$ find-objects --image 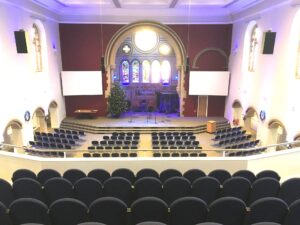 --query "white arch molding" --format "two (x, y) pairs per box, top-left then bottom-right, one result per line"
(2, 120), (23, 152)
(105, 21), (187, 116)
